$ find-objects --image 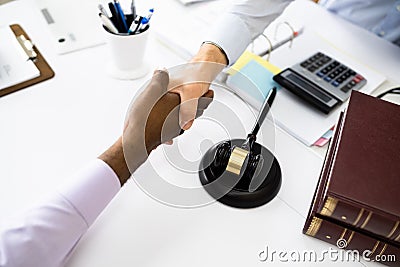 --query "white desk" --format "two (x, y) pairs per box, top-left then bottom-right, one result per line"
(0, 1), (398, 266)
